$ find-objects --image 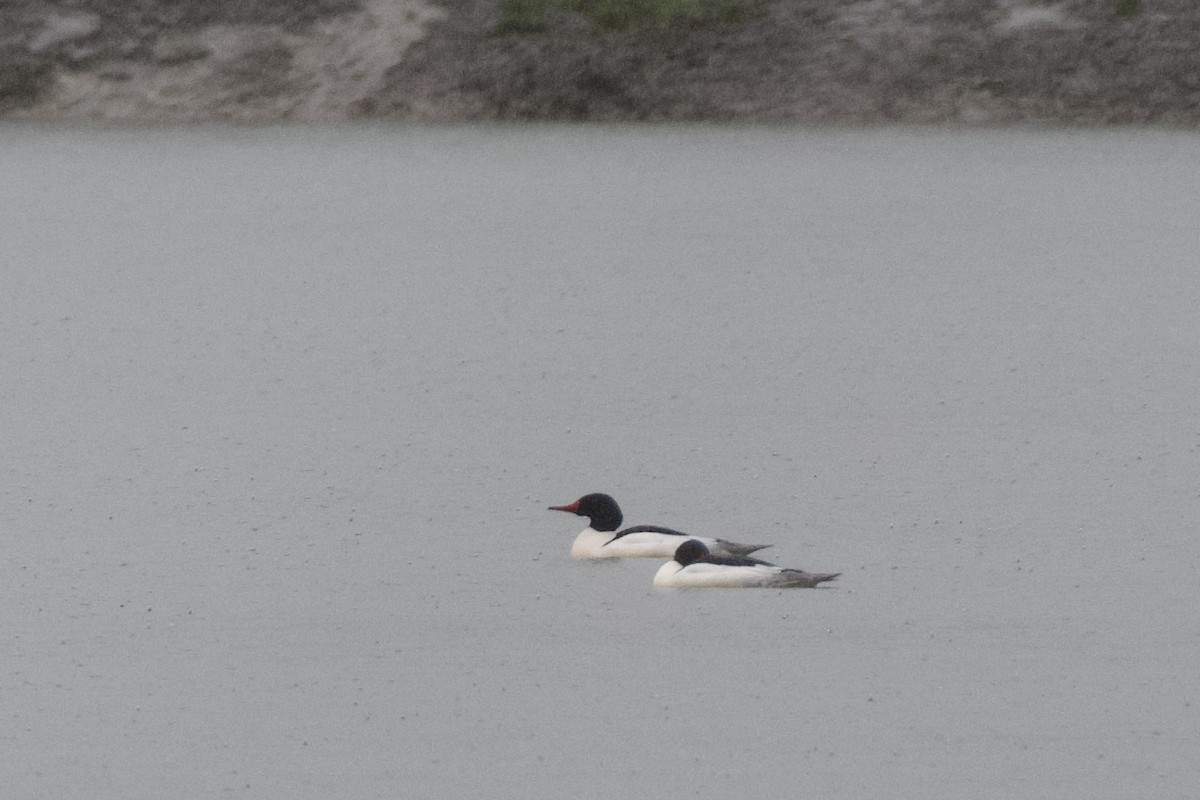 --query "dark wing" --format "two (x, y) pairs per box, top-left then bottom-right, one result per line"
(609, 524), (693, 541)
(702, 553), (777, 567)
